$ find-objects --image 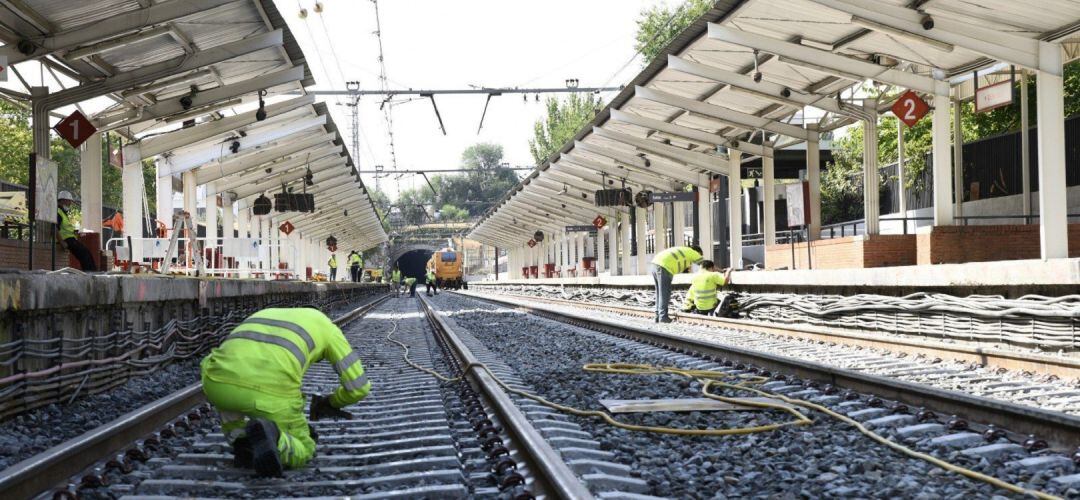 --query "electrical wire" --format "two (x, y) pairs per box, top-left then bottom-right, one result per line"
(386, 308), (1064, 499)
